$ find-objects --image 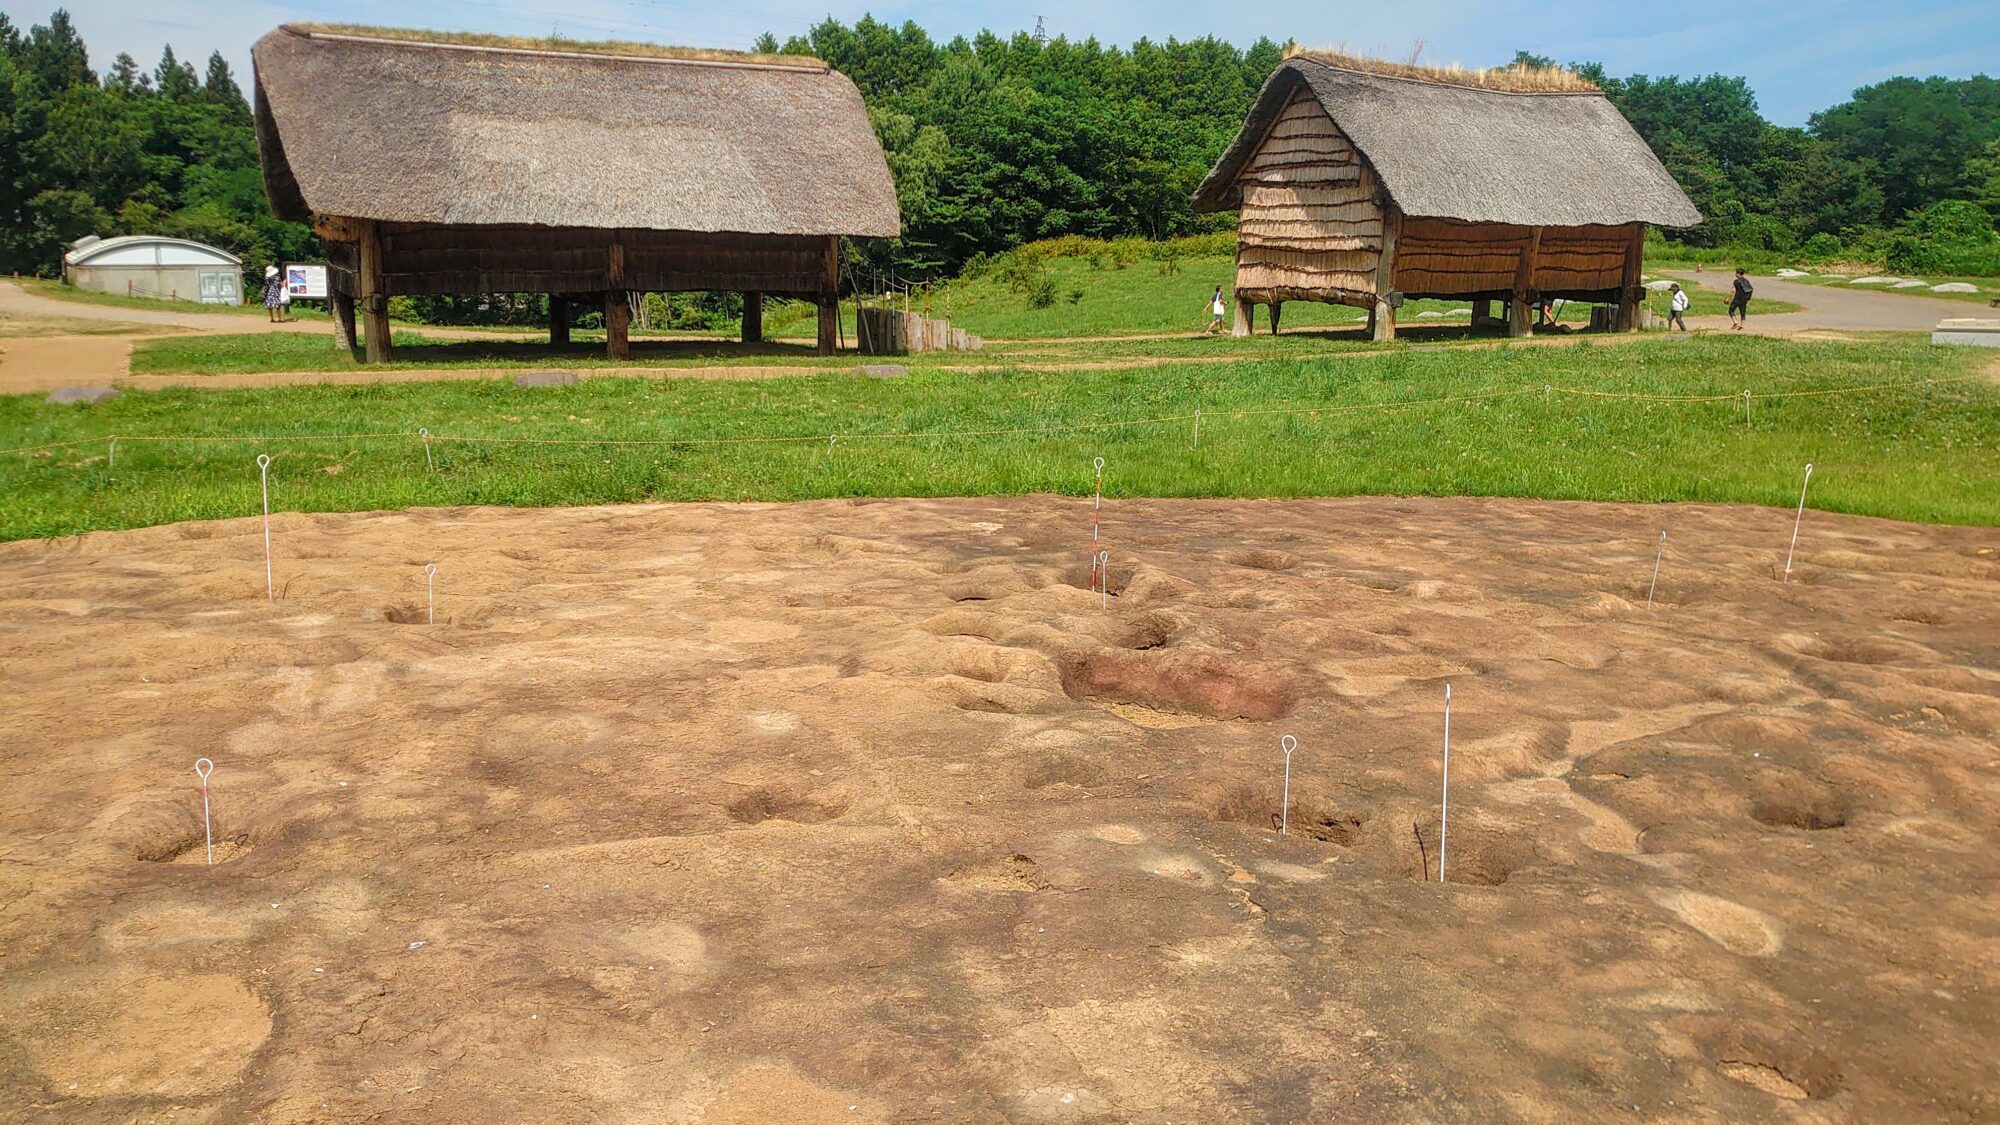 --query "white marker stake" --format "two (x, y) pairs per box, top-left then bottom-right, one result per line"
(256, 454), (274, 601)
(1646, 530), (1667, 608)
(1439, 684), (1452, 884)
(108, 436), (116, 470)
(424, 563), (437, 625)
(194, 758), (214, 866)
(1783, 462), (1815, 585)
(1096, 550), (1109, 611)
(1279, 734), (1297, 834)
(1091, 456), (1104, 545)
(1743, 390), (1752, 427)
(420, 427), (434, 473)
(1192, 410), (1201, 451)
